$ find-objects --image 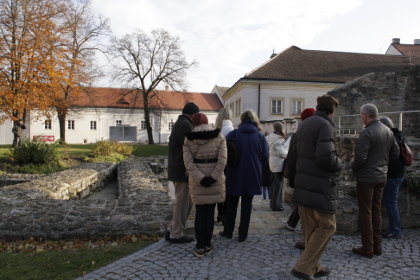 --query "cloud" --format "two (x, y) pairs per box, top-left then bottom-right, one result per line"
(91, 0), (362, 92)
